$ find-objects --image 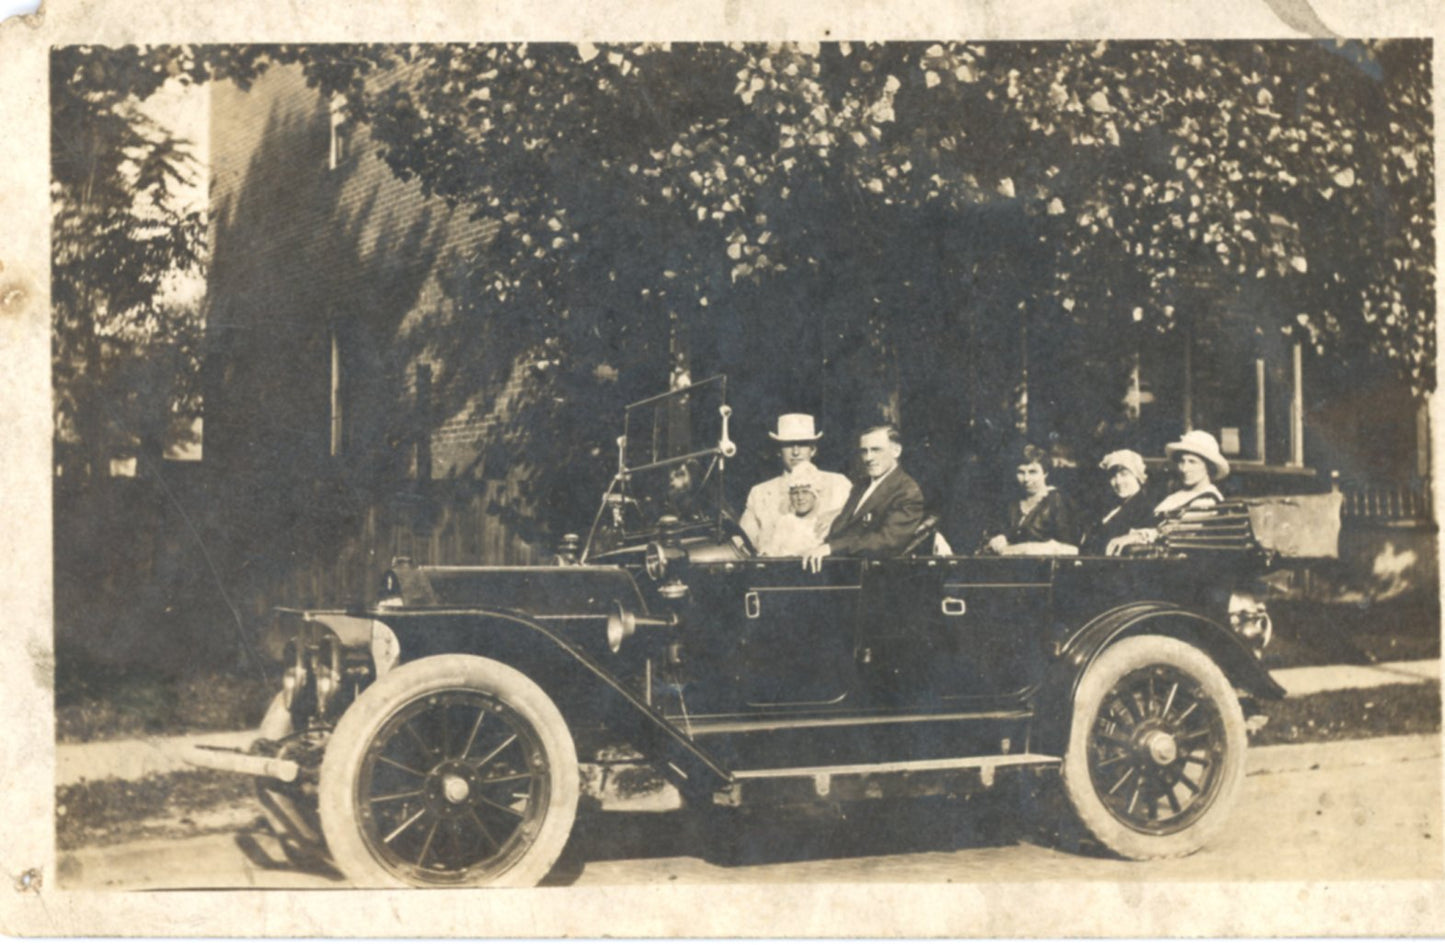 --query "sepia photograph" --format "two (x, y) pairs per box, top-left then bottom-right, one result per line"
(4, 0), (1443, 936)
